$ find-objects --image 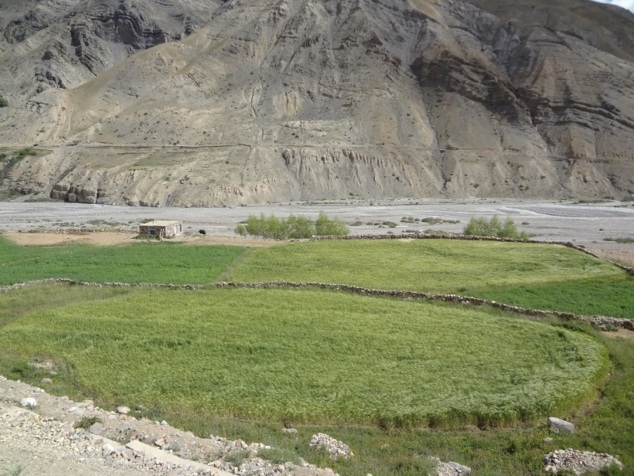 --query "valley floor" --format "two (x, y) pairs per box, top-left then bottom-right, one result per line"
(0, 199), (633, 255)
